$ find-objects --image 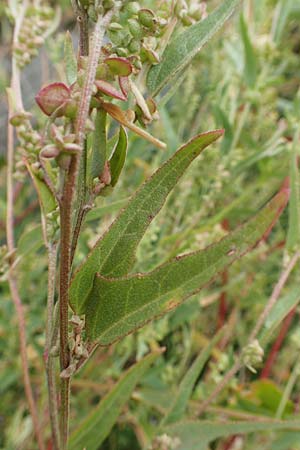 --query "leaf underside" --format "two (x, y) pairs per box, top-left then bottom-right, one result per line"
(86, 188), (288, 344)
(70, 129), (224, 314)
